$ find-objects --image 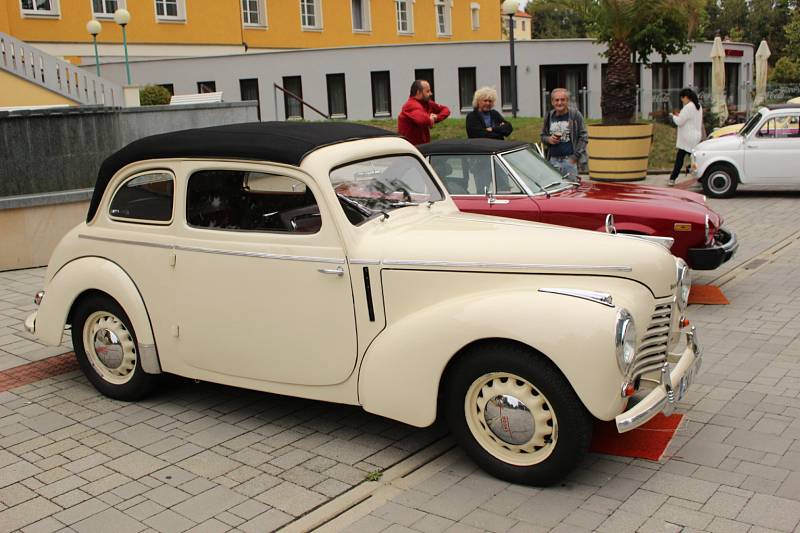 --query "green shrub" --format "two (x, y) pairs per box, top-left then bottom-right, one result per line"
(139, 85), (172, 106)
